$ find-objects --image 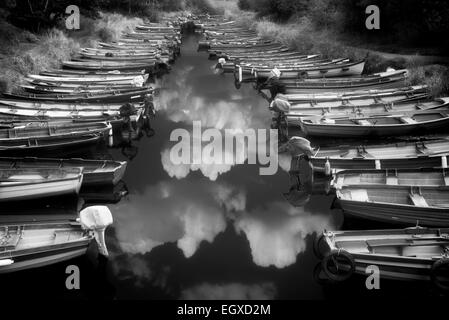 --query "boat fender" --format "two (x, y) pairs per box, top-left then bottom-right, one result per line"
(442, 156), (447, 169)
(313, 233), (329, 260)
(430, 258), (449, 291)
(321, 249), (355, 282)
(80, 206), (113, 257)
